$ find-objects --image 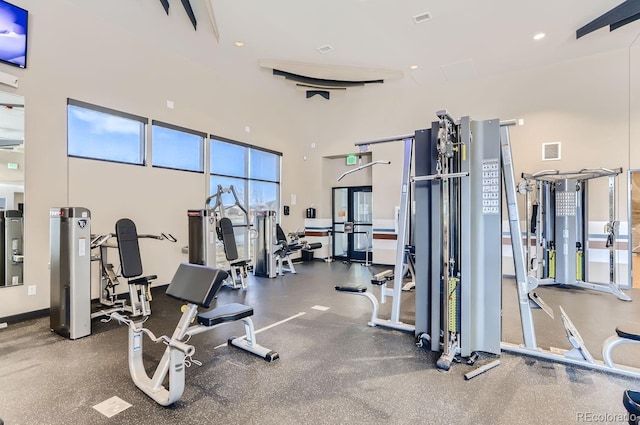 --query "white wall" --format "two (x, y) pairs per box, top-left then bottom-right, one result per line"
(284, 48), (634, 277)
(1, 0), (300, 317)
(630, 43), (640, 166)
(0, 0), (637, 317)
